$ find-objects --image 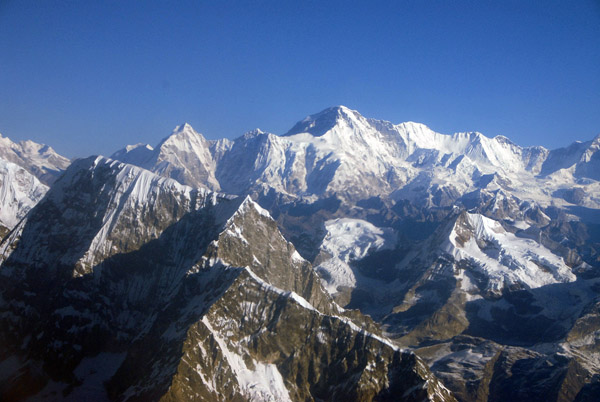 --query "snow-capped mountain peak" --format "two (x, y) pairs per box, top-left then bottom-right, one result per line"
(0, 132), (70, 185)
(0, 133), (70, 235)
(242, 128), (266, 139)
(284, 105), (364, 137)
(111, 106), (600, 210)
(159, 122), (206, 146)
(111, 122), (223, 190)
(172, 122), (195, 133)
(538, 134), (600, 180)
